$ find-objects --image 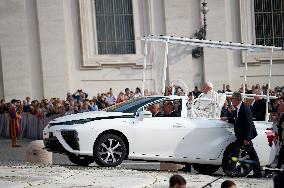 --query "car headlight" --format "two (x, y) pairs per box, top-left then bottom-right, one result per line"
(49, 118), (95, 127)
